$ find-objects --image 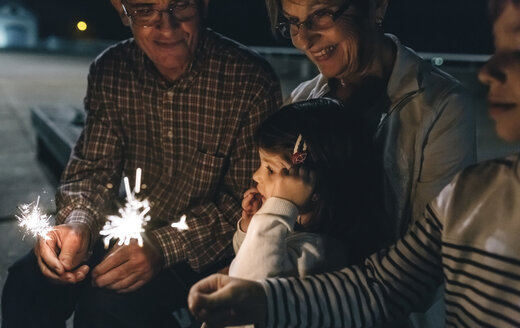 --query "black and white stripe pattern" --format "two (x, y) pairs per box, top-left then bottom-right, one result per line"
(262, 208), (444, 327)
(261, 156), (520, 327)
